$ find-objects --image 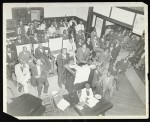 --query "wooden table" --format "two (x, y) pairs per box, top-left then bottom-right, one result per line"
(7, 94), (45, 116)
(74, 97), (113, 116)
